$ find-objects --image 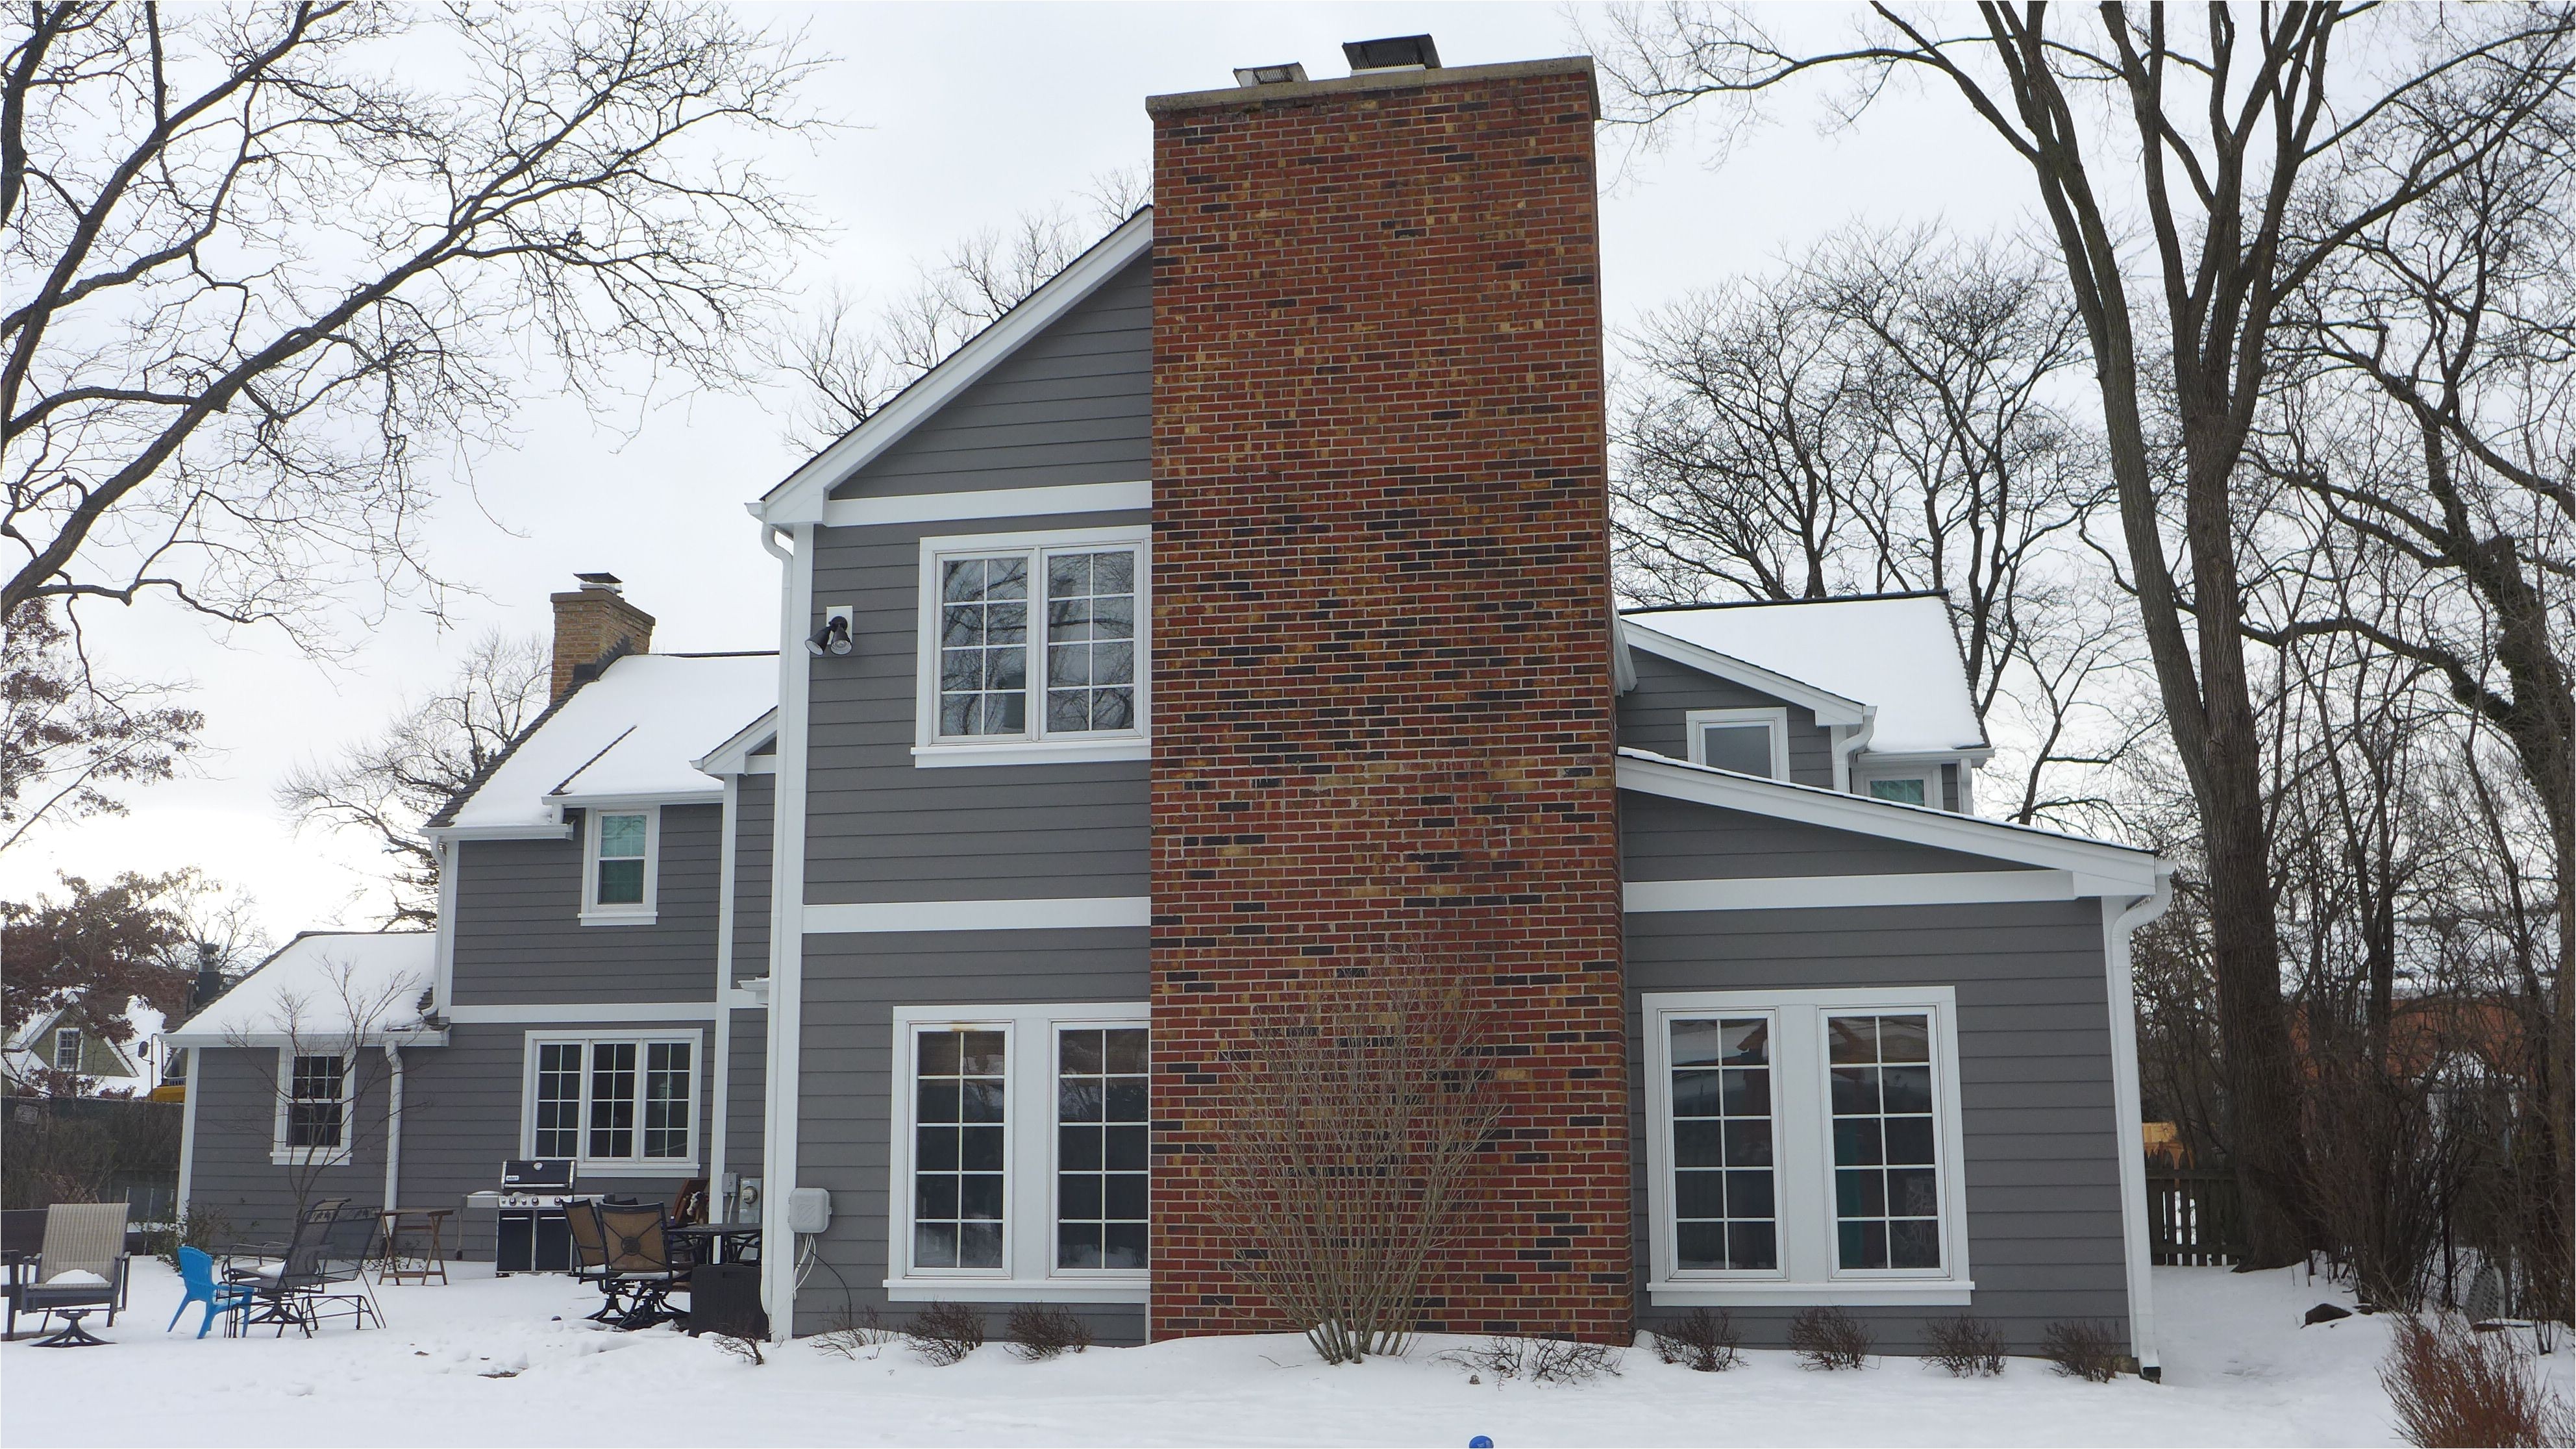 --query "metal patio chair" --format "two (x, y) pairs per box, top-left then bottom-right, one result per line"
(6, 1202), (130, 1345)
